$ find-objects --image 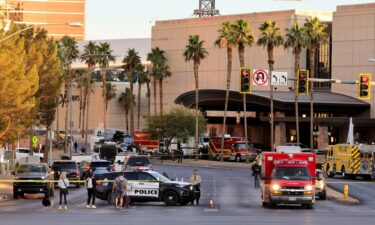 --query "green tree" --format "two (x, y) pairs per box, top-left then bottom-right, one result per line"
(215, 21), (237, 160)
(122, 48), (141, 133)
(81, 41), (98, 144)
(147, 47), (167, 115)
(59, 35), (79, 154)
(119, 88), (135, 133)
(145, 106), (206, 153)
(303, 17), (328, 150)
(257, 19), (284, 150)
(284, 22), (306, 144)
(97, 42), (115, 139)
(232, 18), (255, 160)
(104, 82), (117, 110)
(183, 35), (208, 160)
